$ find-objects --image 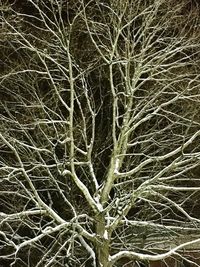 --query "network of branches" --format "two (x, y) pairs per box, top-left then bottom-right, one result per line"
(0, 0), (200, 266)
